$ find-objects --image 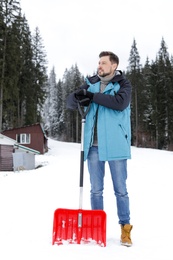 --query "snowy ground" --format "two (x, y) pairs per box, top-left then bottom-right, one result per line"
(0, 138), (173, 260)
